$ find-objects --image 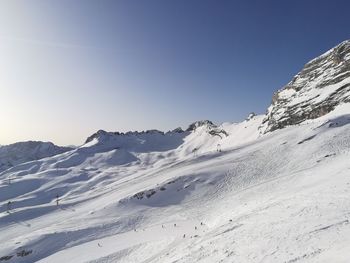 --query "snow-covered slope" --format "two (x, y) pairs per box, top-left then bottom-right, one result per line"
(1, 107), (350, 262)
(262, 40), (350, 132)
(1, 41), (350, 263)
(0, 141), (73, 173)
